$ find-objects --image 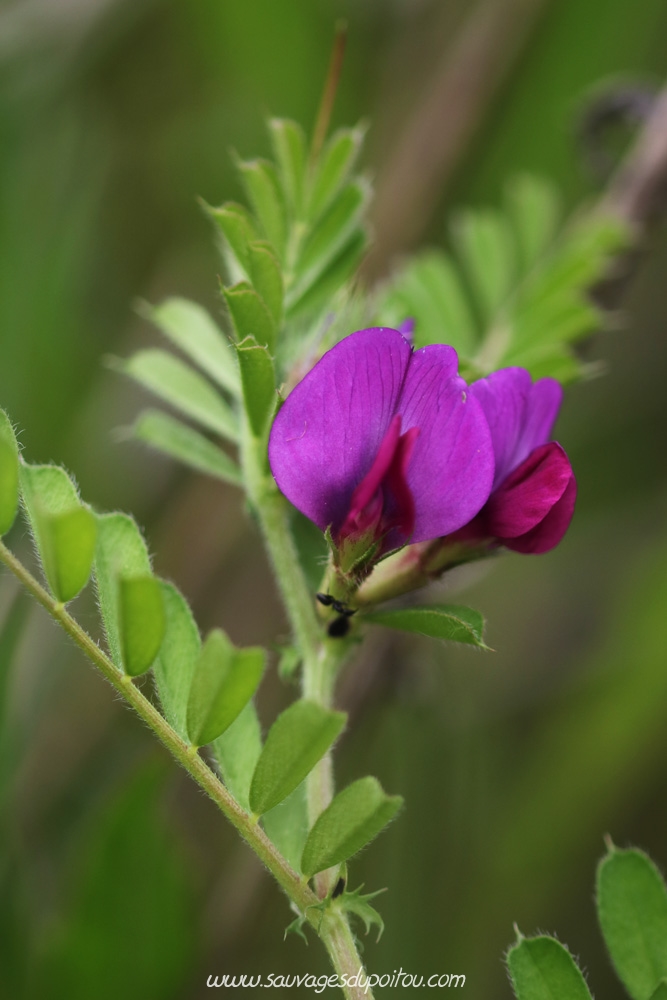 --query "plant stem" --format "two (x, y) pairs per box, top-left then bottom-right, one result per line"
(0, 539), (373, 996)
(257, 503), (351, 890)
(256, 487), (323, 666)
(300, 637), (350, 893)
(321, 907), (373, 1000)
(242, 433), (373, 997)
(0, 539), (315, 916)
(247, 452), (349, 886)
